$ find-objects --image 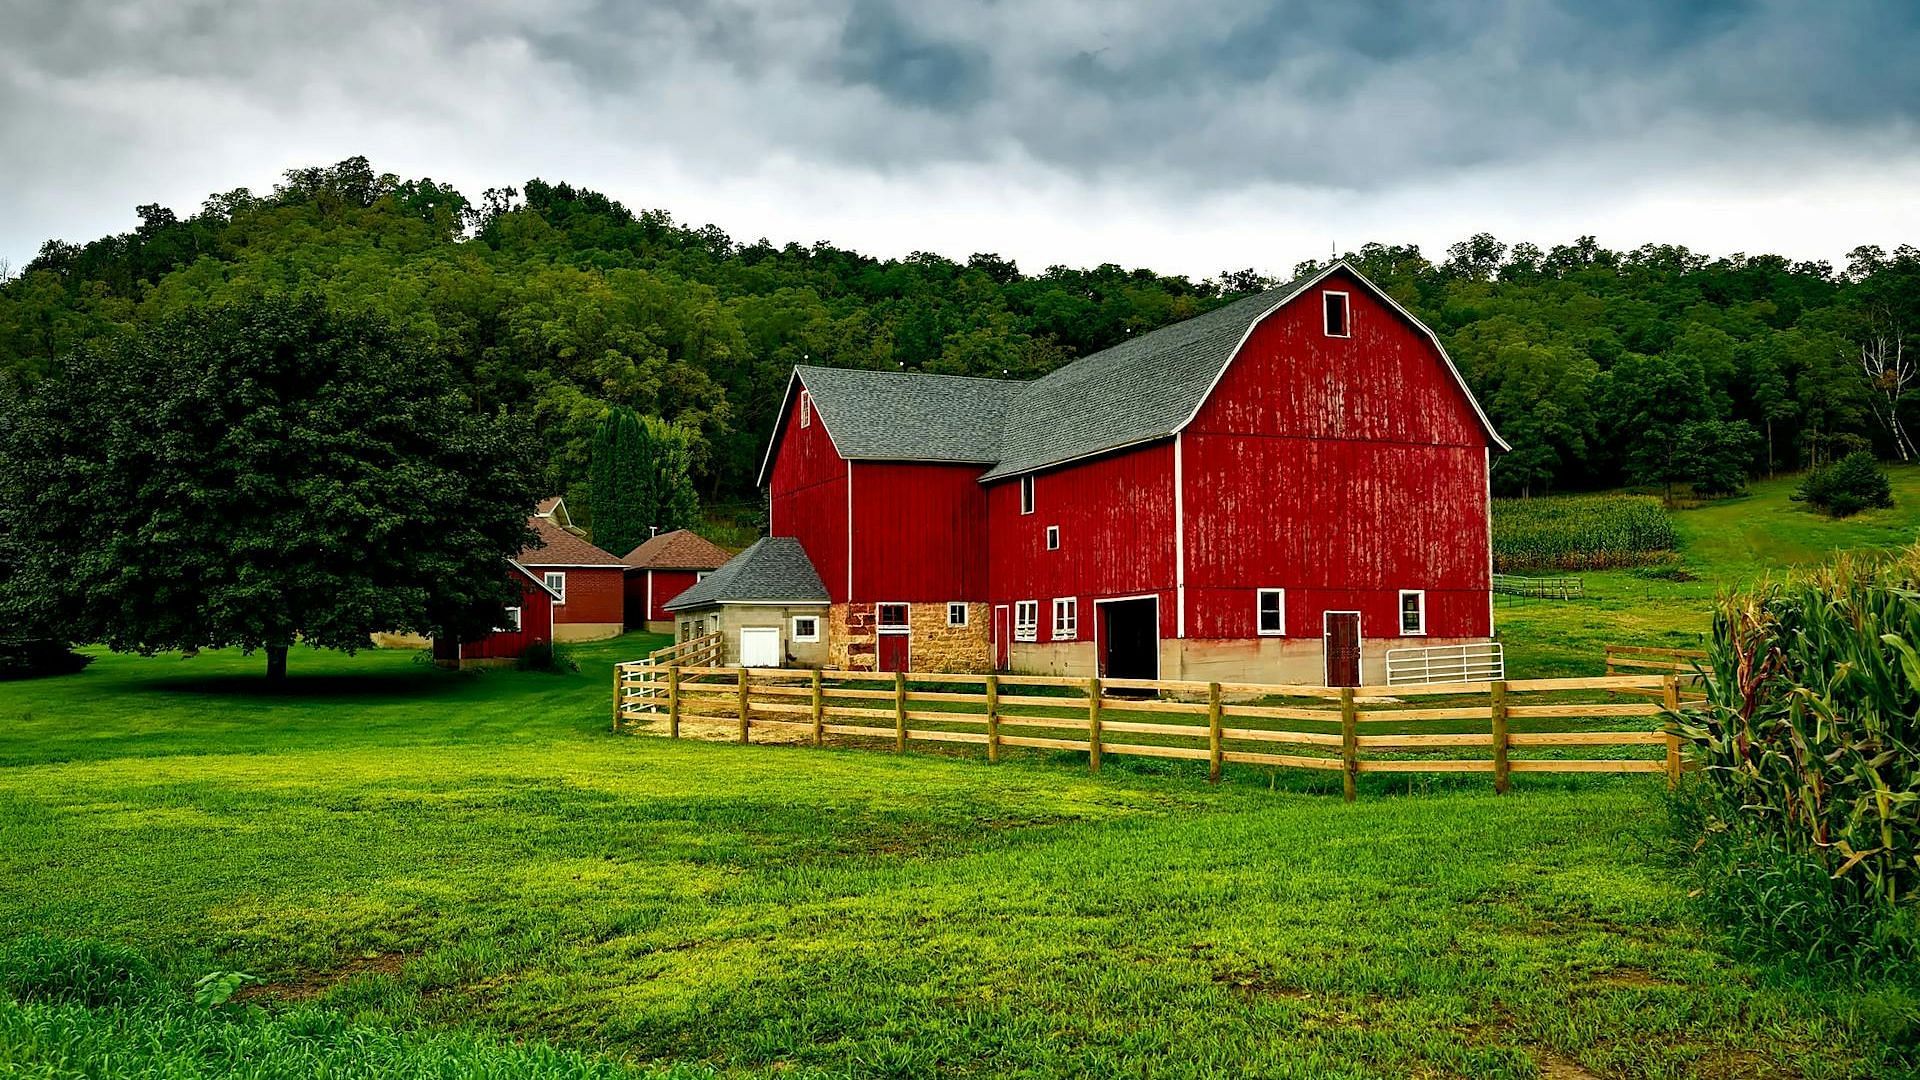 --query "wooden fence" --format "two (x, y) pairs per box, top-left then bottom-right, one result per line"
(1604, 644), (1707, 700)
(614, 664), (1695, 798)
(1492, 573), (1584, 600)
(611, 632), (721, 731)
